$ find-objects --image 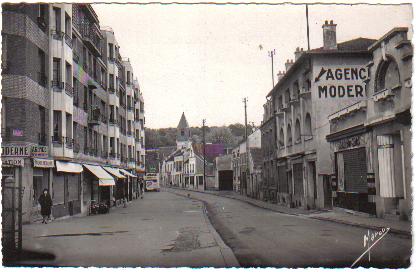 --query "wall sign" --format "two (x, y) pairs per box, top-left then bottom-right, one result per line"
(315, 66), (368, 98)
(2, 157), (24, 167)
(1, 144), (48, 158)
(336, 136), (361, 150)
(1, 145), (31, 157)
(33, 158), (54, 168)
